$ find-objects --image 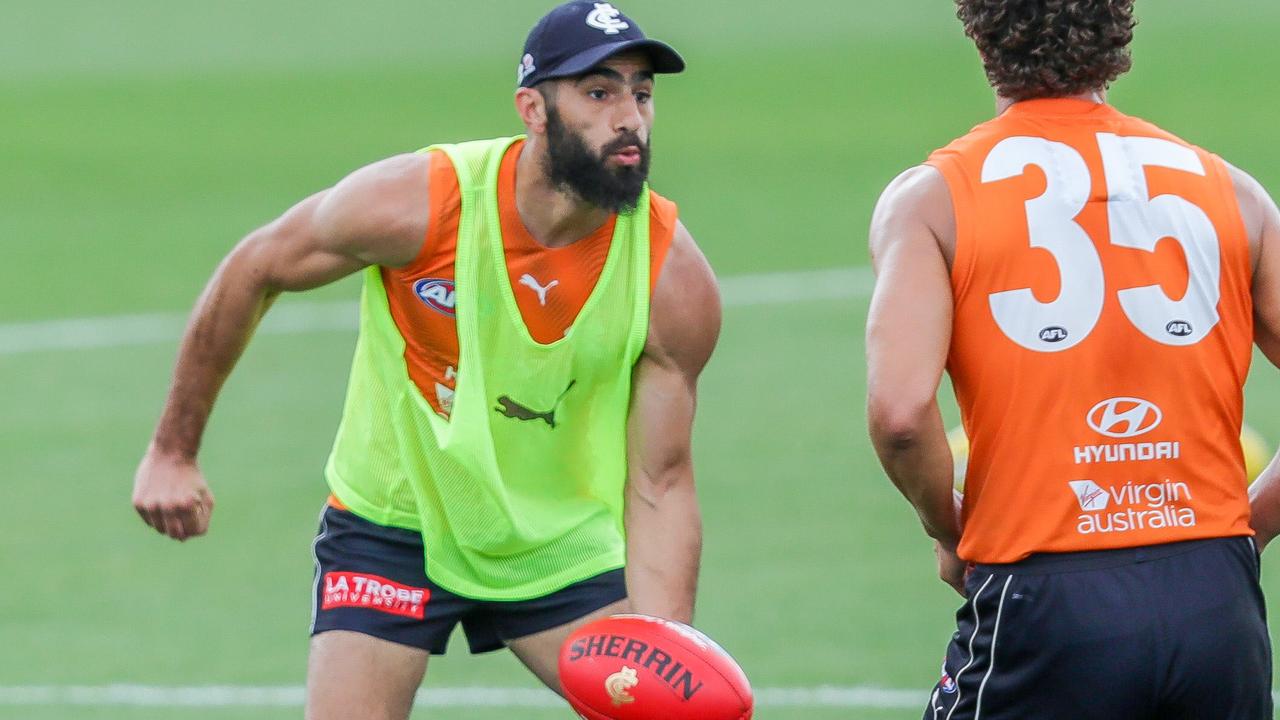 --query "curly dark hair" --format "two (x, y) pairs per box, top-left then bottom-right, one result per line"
(956, 0), (1137, 101)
